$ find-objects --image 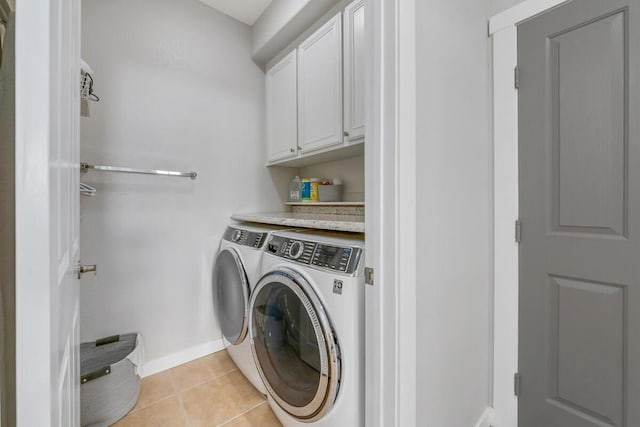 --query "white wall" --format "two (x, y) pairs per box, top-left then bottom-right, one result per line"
(490, 0), (527, 16)
(80, 0), (291, 370)
(299, 155), (364, 202)
(415, 0), (493, 425)
(251, 0), (340, 65)
(252, 0), (309, 52)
